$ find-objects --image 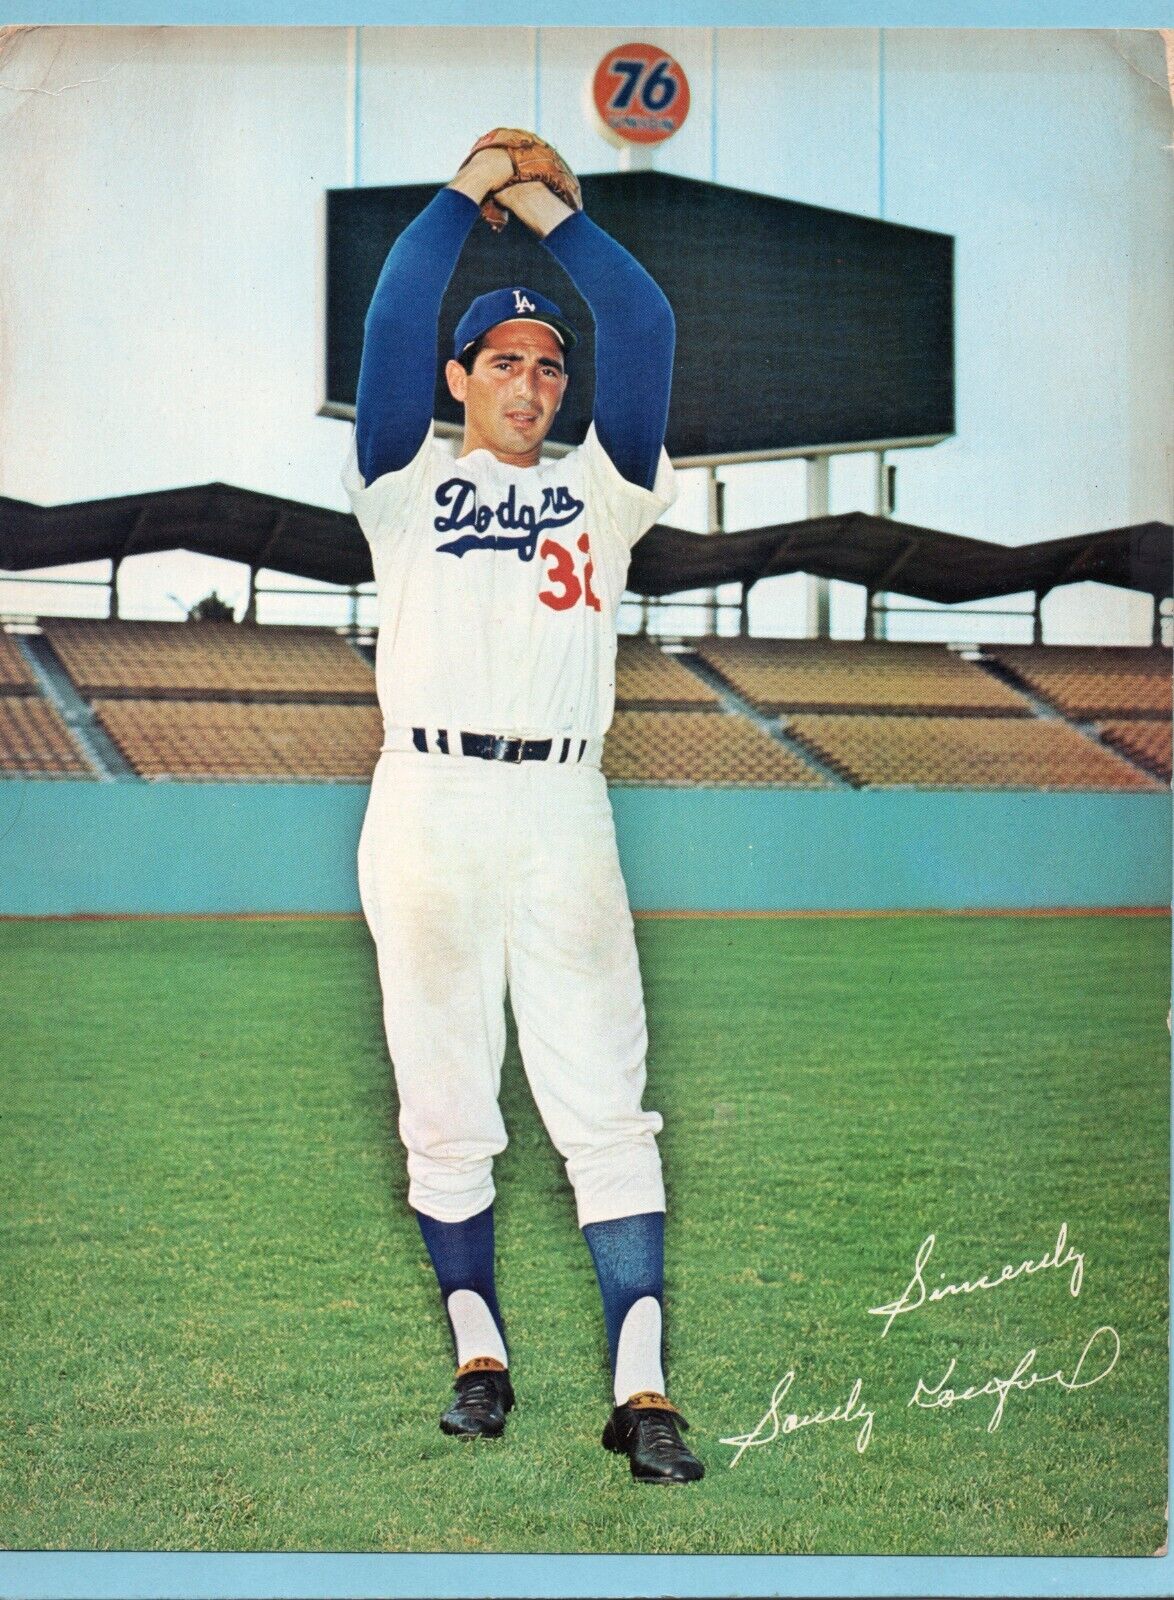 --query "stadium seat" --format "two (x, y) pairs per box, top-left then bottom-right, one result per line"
(984, 644), (1172, 719)
(92, 699), (383, 780)
(43, 619), (376, 700)
(785, 713), (1163, 790)
(693, 638), (1031, 715)
(603, 710), (827, 786)
(0, 630), (37, 693)
(1097, 719), (1172, 783)
(615, 637), (721, 707)
(0, 696), (91, 775)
